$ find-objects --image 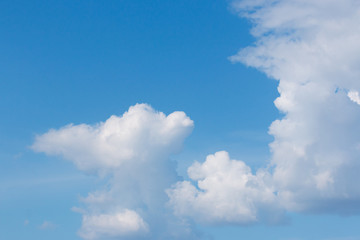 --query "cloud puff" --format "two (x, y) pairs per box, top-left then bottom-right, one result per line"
(32, 104), (196, 239)
(32, 104), (193, 174)
(169, 0), (360, 225)
(167, 151), (284, 224)
(348, 90), (360, 105)
(78, 210), (148, 240)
